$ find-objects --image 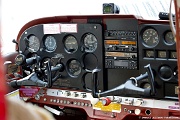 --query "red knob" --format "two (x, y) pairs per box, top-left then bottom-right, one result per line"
(102, 97), (111, 106)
